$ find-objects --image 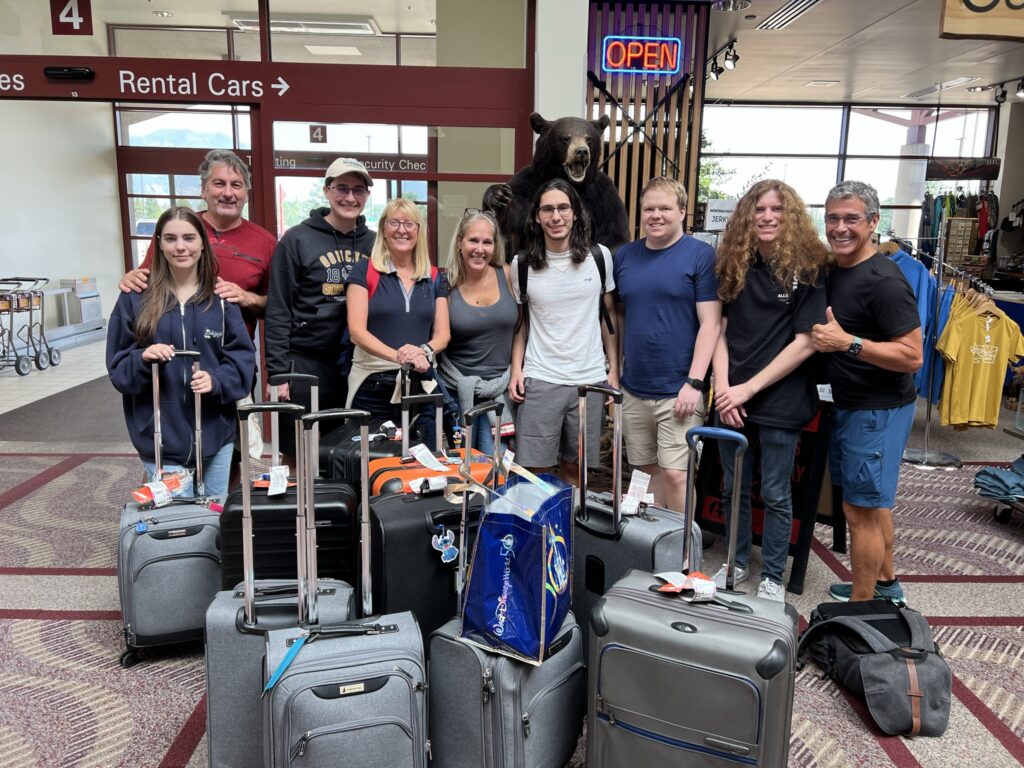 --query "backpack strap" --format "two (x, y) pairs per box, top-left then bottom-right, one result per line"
(590, 244), (615, 336)
(900, 607), (939, 653)
(797, 614), (899, 659)
(366, 261), (381, 299)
